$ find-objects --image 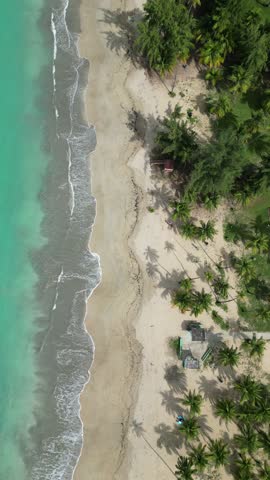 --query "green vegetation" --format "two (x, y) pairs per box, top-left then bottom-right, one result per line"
(211, 310), (230, 330)
(173, 277), (212, 316)
(217, 345), (241, 368)
(176, 367), (270, 479)
(182, 390), (203, 416)
(136, 0), (195, 74)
